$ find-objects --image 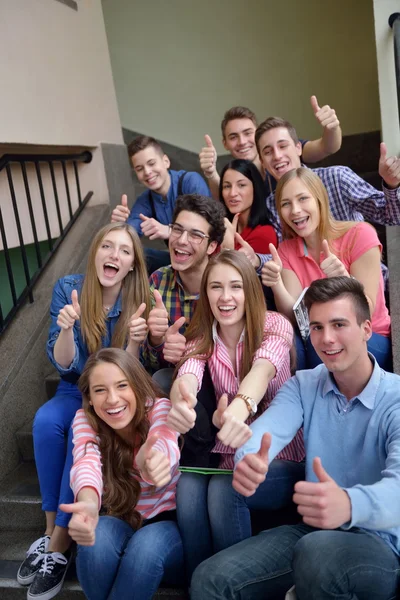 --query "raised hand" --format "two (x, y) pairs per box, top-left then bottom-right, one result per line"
(235, 232), (259, 268)
(213, 394), (253, 449)
(148, 290), (169, 344)
(60, 500), (99, 546)
(233, 433), (271, 497)
(141, 434), (171, 488)
(379, 142), (400, 189)
(222, 214), (240, 250)
(261, 244), (283, 287)
(311, 96), (340, 130)
(167, 378), (197, 433)
(57, 289), (81, 330)
(139, 214), (170, 240)
(163, 316), (186, 364)
(111, 194), (130, 223)
(293, 457), (351, 529)
(129, 303), (148, 344)
(320, 239), (348, 278)
(199, 134), (218, 179)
